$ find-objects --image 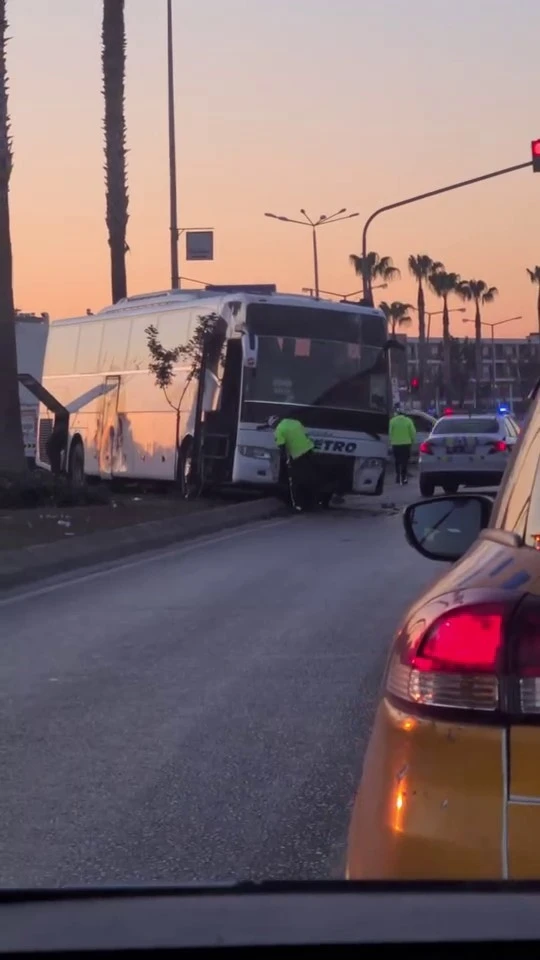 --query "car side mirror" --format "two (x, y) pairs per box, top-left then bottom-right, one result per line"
(403, 494), (493, 563)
